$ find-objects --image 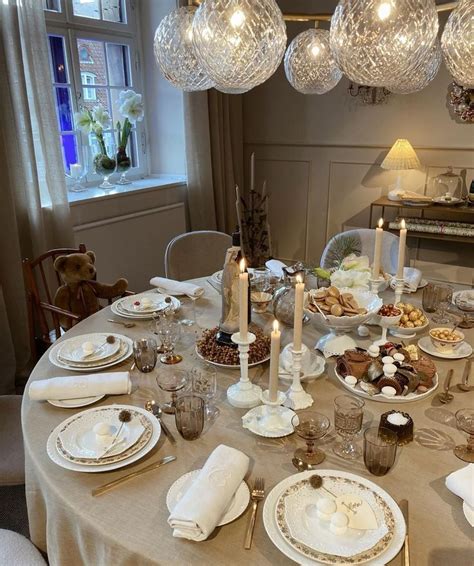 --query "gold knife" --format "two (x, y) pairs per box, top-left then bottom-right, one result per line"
(92, 456), (176, 497)
(399, 499), (410, 566)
